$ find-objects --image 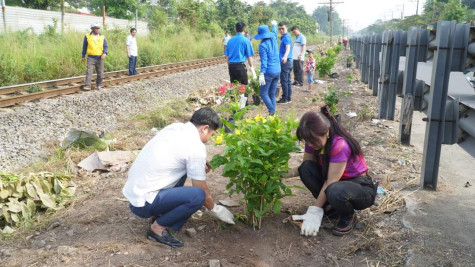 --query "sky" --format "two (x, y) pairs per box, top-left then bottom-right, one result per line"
(243, 0), (428, 31)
